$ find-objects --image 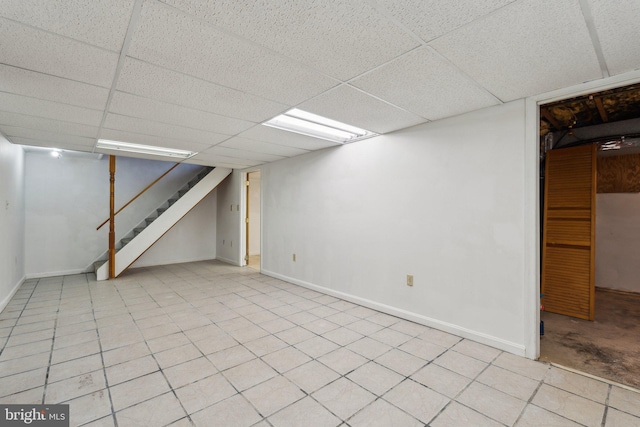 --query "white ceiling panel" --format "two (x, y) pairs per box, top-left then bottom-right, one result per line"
(186, 157), (253, 169)
(117, 58), (288, 123)
(430, 0), (603, 102)
(0, 17), (119, 87)
(203, 146), (285, 163)
(100, 129), (214, 152)
(298, 85), (426, 134)
(104, 113), (229, 147)
(0, 0), (134, 51)
(0, 92), (103, 126)
(161, 0), (419, 81)
(375, 0), (516, 43)
(109, 92), (254, 135)
(128, 1), (338, 105)
(10, 137), (96, 152)
(588, 0), (640, 76)
(0, 64), (109, 110)
(351, 47), (500, 121)
(238, 126), (341, 151)
(0, 112), (98, 138)
(1, 125), (96, 147)
(188, 151), (260, 168)
(220, 137), (310, 158)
